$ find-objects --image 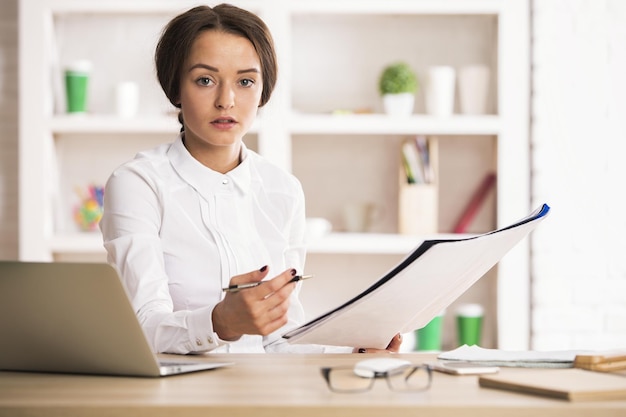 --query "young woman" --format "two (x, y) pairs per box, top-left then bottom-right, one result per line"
(100, 4), (401, 354)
